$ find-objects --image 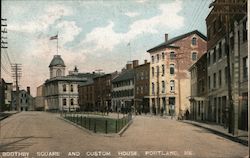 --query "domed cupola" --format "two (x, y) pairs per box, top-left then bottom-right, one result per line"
(49, 55), (66, 78)
(49, 55), (66, 67)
